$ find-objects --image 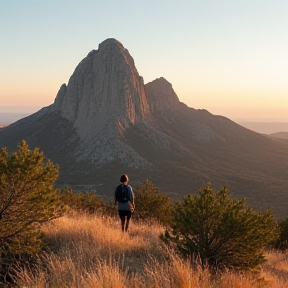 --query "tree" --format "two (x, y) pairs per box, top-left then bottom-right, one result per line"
(167, 183), (279, 270)
(0, 140), (63, 258)
(133, 179), (172, 226)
